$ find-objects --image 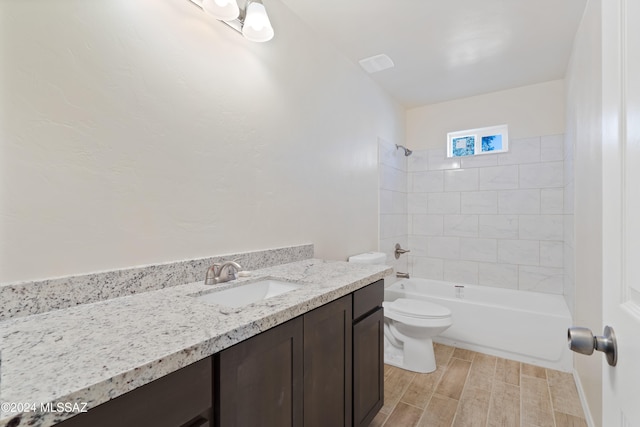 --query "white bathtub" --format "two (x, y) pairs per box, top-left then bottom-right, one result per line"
(385, 278), (573, 372)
